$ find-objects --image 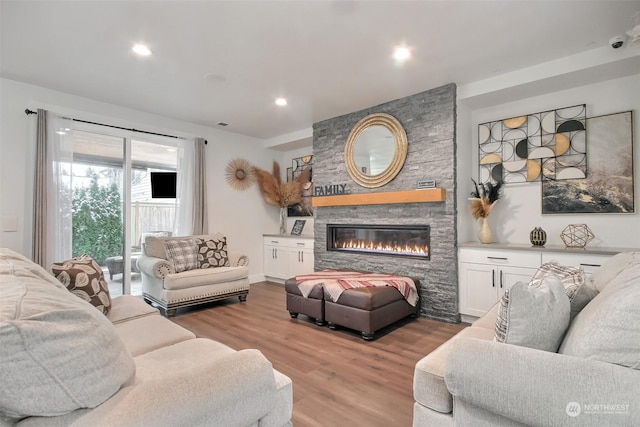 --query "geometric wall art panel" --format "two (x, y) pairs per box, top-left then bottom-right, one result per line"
(479, 104), (587, 184)
(542, 111), (634, 214)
